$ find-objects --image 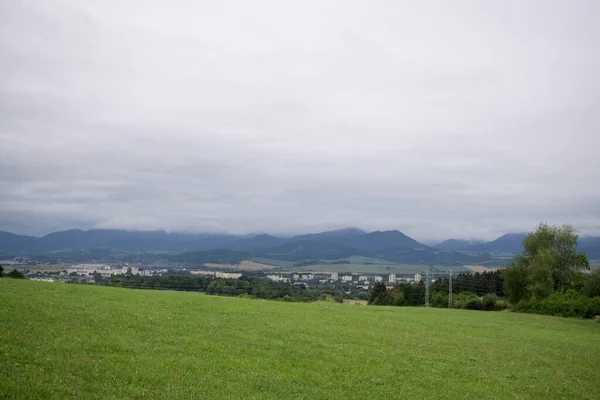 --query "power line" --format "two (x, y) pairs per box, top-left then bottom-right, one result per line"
(448, 270), (452, 308)
(425, 269), (430, 307)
